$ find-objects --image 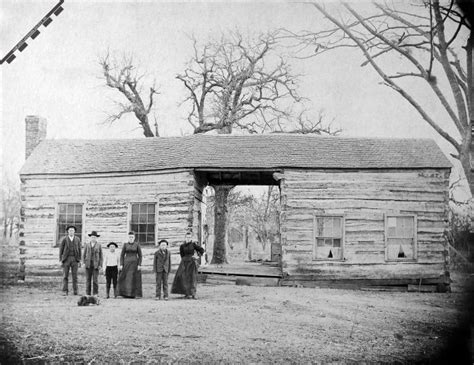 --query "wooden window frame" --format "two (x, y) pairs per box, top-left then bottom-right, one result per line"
(128, 201), (159, 246)
(384, 214), (417, 262)
(313, 214), (345, 261)
(54, 202), (85, 247)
